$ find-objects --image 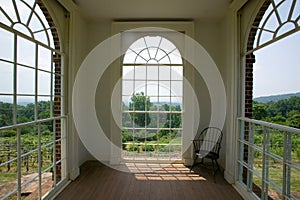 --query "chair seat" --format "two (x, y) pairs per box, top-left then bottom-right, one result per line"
(195, 150), (219, 160)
